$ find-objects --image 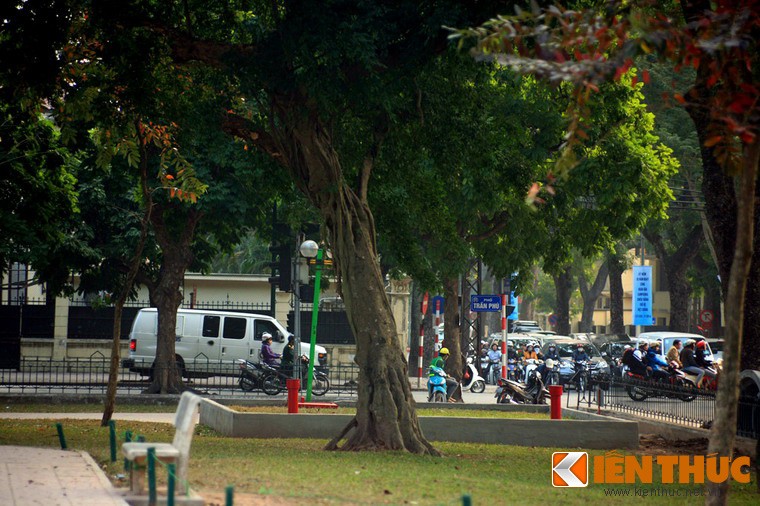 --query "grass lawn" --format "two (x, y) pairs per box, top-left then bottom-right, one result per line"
(0, 417), (756, 505)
